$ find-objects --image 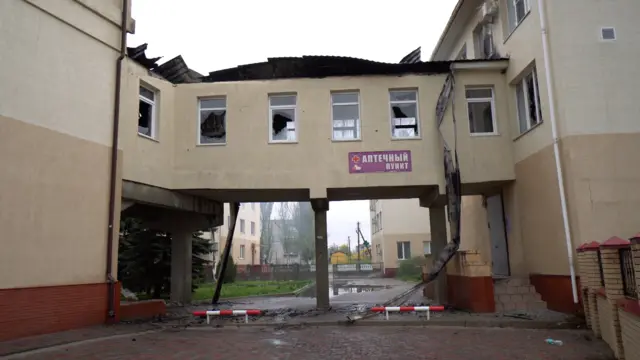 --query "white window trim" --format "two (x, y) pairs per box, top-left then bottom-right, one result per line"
(250, 221), (256, 236)
(330, 92), (361, 142)
(423, 241), (431, 255)
(515, 68), (543, 135)
(507, 0), (531, 37)
(389, 90), (421, 140)
(239, 219), (246, 233)
(239, 245), (245, 259)
(268, 94), (298, 144)
(466, 87), (499, 136)
(397, 241), (411, 260)
(197, 97), (227, 146)
(138, 86), (157, 140)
